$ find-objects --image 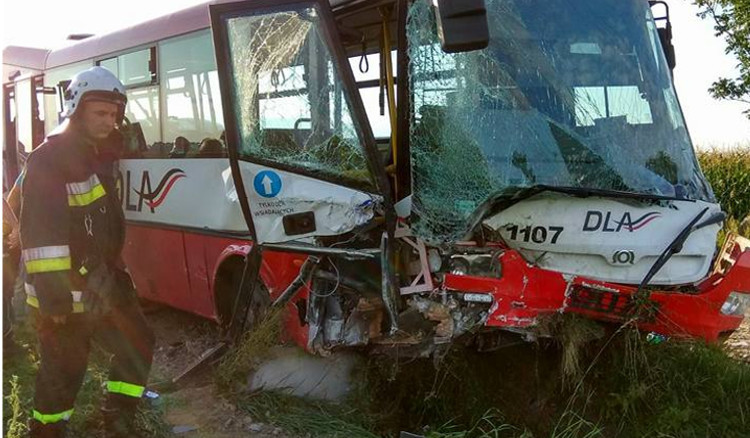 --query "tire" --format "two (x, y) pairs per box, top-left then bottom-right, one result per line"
(230, 265), (271, 334)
